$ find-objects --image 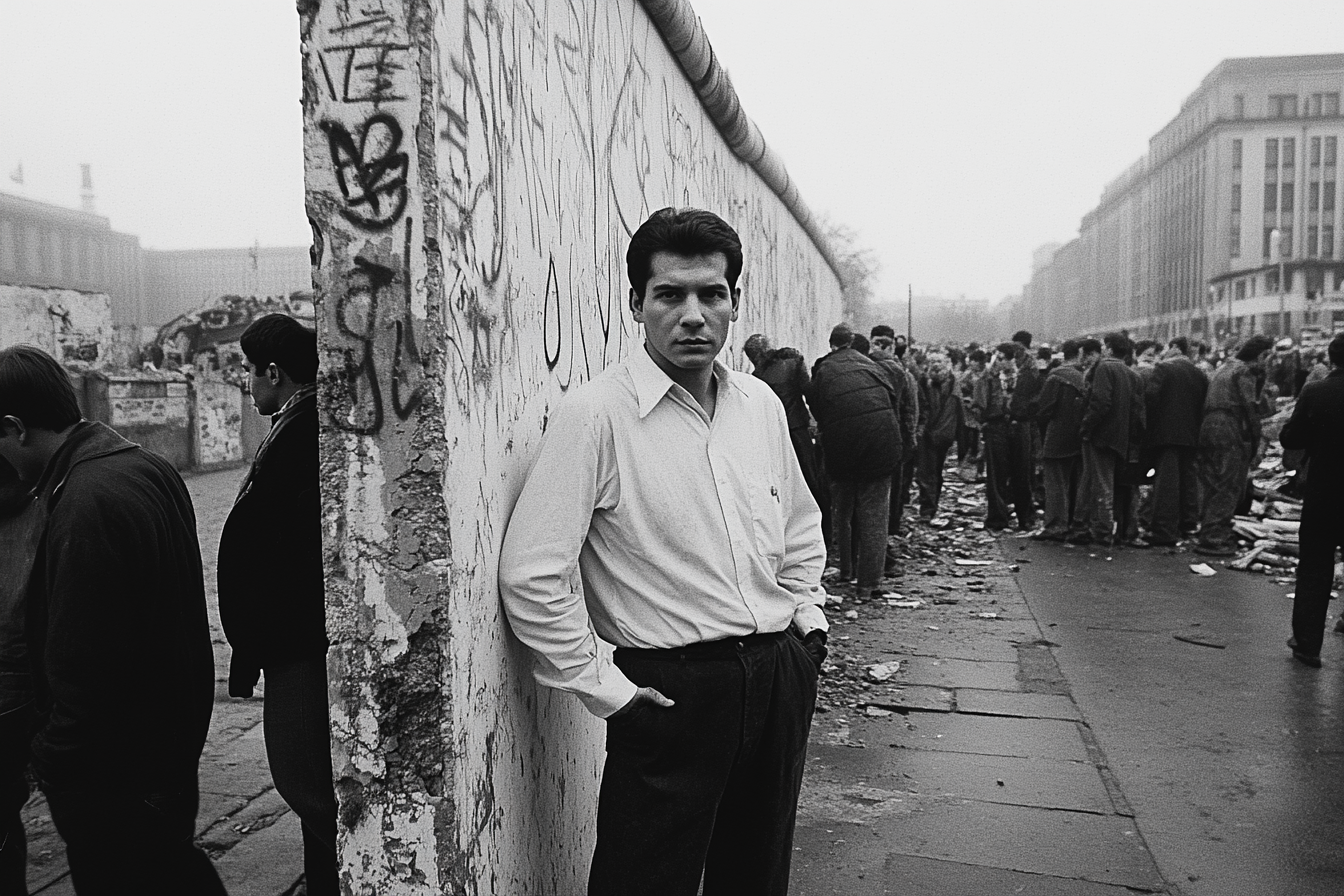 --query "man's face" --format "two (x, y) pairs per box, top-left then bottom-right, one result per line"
(870, 336), (895, 359)
(928, 354), (950, 378)
(244, 359), (281, 415)
(631, 252), (739, 376)
(1082, 350), (1101, 369)
(0, 417), (41, 484)
(1138, 346), (1158, 366)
